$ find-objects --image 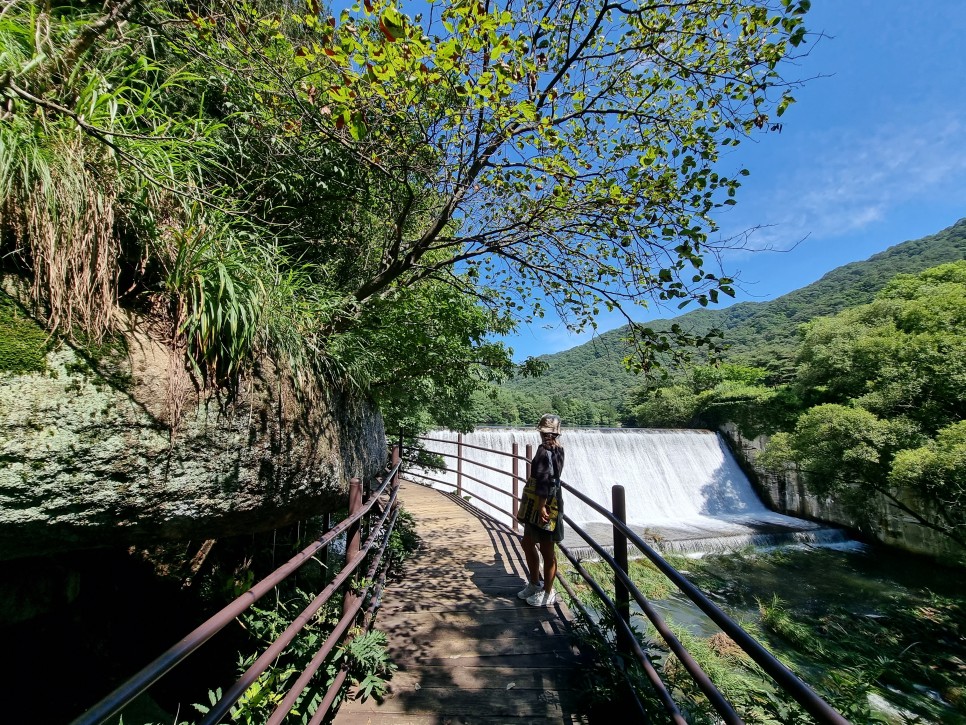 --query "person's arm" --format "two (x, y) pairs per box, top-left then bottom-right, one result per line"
(540, 448), (563, 523)
(537, 495), (550, 523)
(532, 447), (552, 494)
(531, 446), (554, 522)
